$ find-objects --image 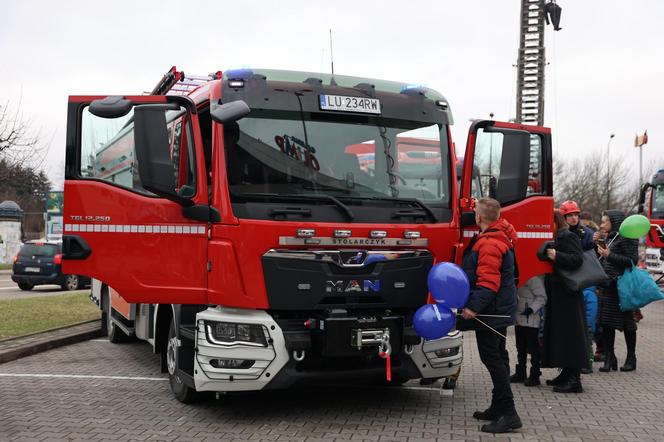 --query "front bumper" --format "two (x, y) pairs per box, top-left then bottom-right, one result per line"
(193, 307), (463, 392)
(645, 247), (664, 273)
(11, 273), (64, 286)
